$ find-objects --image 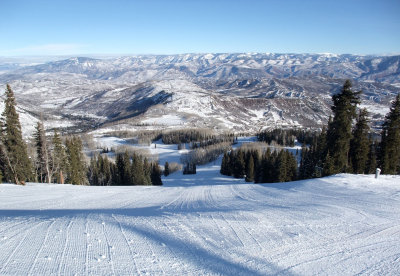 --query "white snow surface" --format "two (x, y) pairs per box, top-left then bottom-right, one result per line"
(1, 139), (400, 275)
